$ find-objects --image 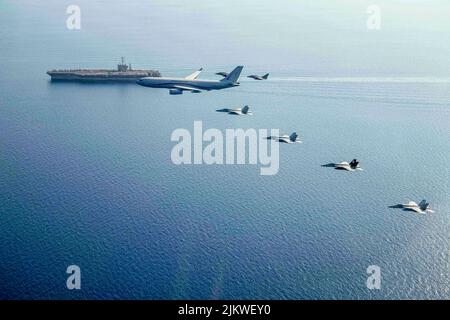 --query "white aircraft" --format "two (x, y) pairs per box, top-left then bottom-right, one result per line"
(334, 159), (362, 171)
(266, 132), (302, 144)
(322, 159), (362, 171)
(216, 105), (252, 115)
(137, 66), (243, 95)
(401, 200), (435, 214)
